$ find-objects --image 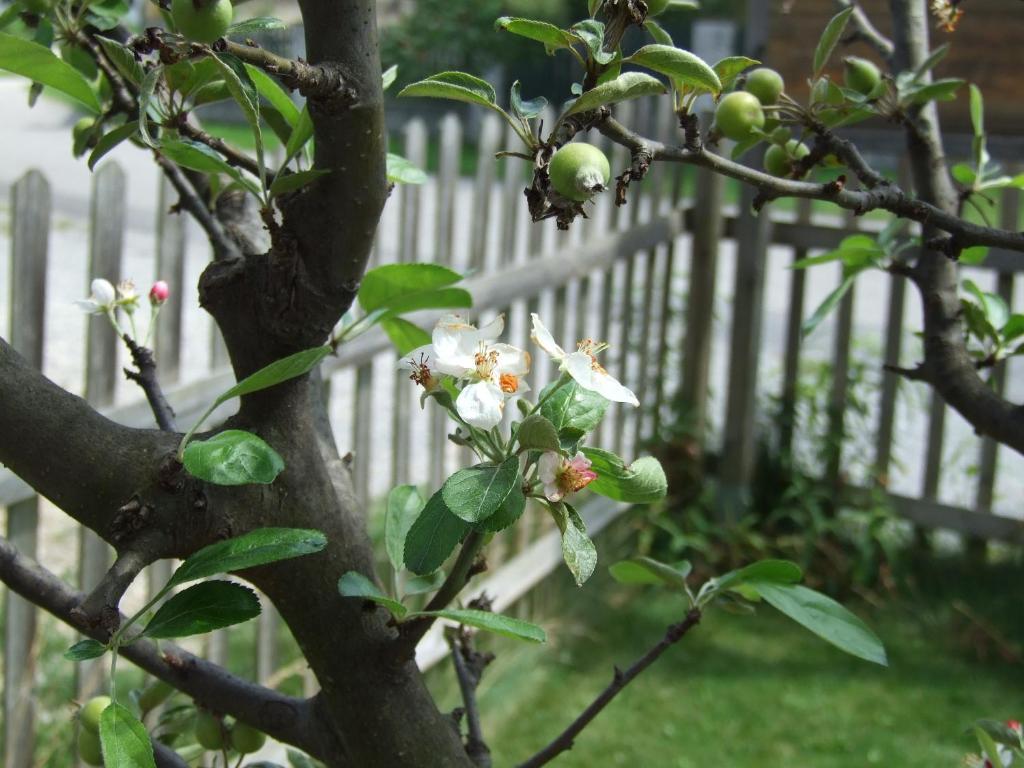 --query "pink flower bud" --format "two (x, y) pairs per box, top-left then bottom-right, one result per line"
(149, 280), (170, 305)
